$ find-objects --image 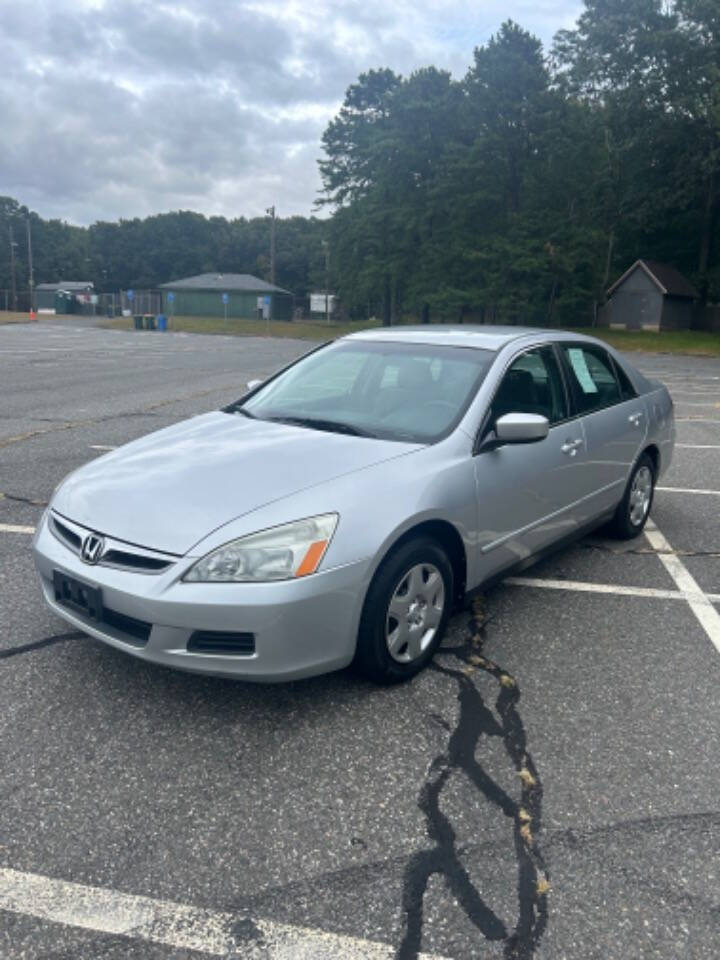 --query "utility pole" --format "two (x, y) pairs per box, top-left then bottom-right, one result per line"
(9, 226), (18, 311)
(266, 206), (276, 287)
(321, 239), (330, 324)
(26, 218), (34, 316)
